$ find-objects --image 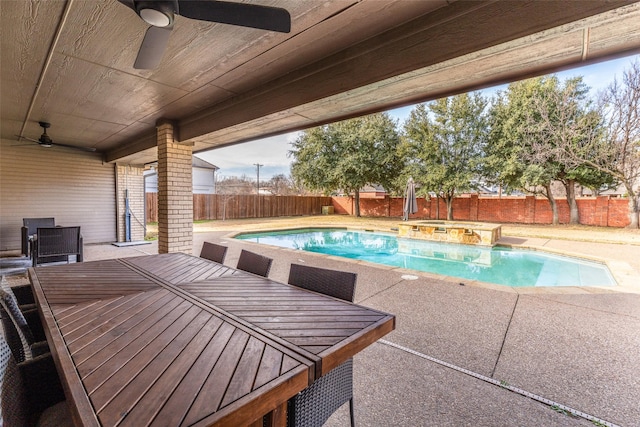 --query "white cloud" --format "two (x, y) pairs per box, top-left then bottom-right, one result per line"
(196, 132), (299, 179)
